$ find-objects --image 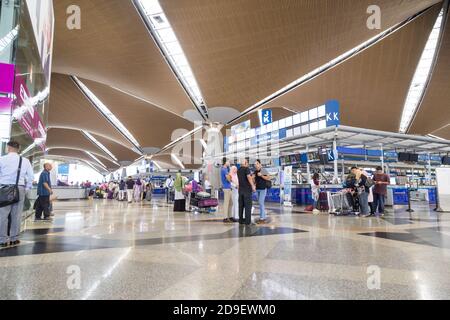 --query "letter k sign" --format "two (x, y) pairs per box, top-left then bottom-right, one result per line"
(327, 112), (339, 121)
